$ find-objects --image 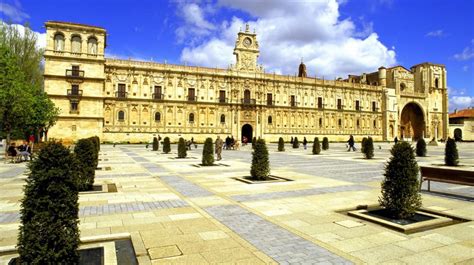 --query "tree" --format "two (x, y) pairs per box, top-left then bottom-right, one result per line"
(312, 137), (321, 155)
(27, 91), (59, 142)
(416, 138), (427, 157)
(18, 142), (80, 263)
(152, 137), (158, 151)
(177, 137), (187, 158)
(74, 138), (96, 191)
(361, 137), (367, 154)
(250, 138), (270, 180)
(252, 137), (257, 149)
(322, 137), (329, 150)
(379, 141), (421, 219)
(163, 137), (171, 154)
(363, 137), (374, 159)
(278, 137), (285, 151)
(202, 137), (214, 166)
(445, 138), (459, 166)
(293, 137), (299, 149)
